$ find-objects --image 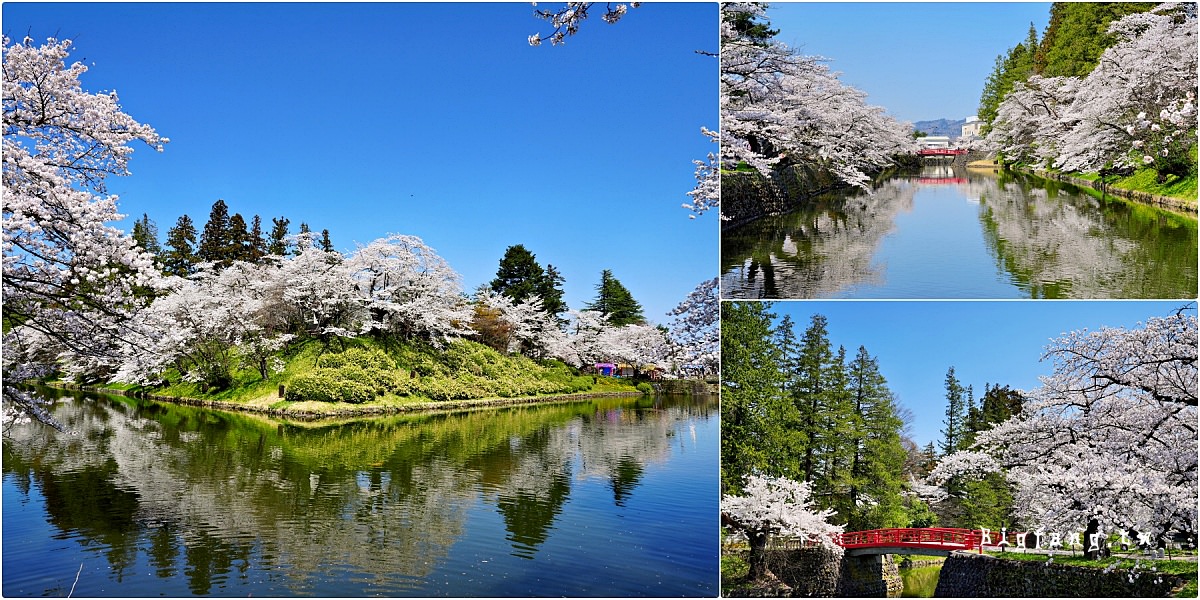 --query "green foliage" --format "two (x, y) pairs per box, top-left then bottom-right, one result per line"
(720, 301), (786, 494)
(585, 269), (646, 326)
(490, 244), (567, 320)
(636, 382), (653, 395)
(1035, 2), (1157, 77)
(162, 214), (198, 277)
(978, 25), (1038, 132)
